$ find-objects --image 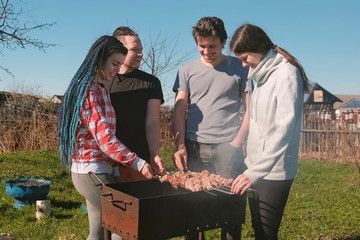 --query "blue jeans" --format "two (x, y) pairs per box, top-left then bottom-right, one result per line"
(185, 139), (244, 179)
